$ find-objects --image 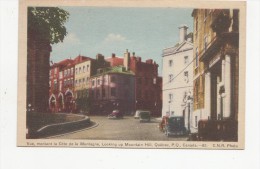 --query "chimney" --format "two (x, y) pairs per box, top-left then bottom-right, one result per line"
(179, 25), (188, 43)
(146, 59), (153, 64)
(124, 49), (130, 70)
(112, 53), (116, 58)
